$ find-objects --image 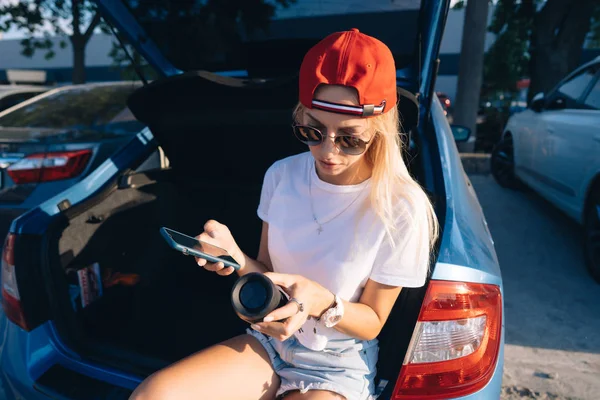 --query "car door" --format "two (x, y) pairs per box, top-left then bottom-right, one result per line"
(510, 107), (540, 180)
(529, 64), (599, 214)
